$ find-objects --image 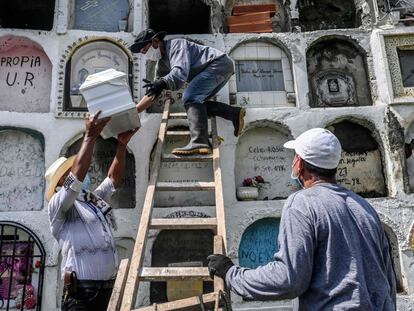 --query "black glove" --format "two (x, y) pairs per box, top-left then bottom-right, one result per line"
(142, 78), (167, 98)
(207, 254), (234, 279)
